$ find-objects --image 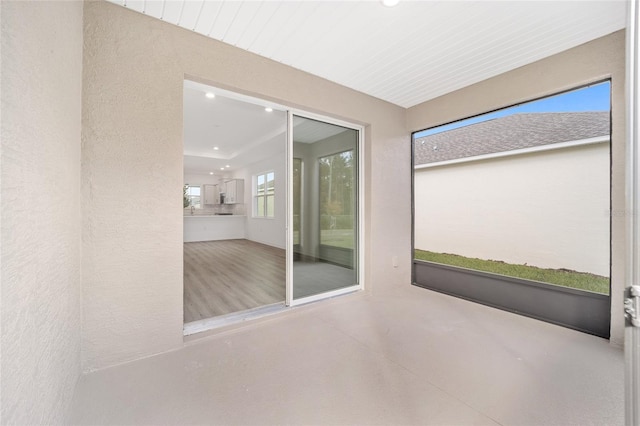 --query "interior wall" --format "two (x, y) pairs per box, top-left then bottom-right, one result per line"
(1, 1), (83, 423)
(407, 30), (626, 345)
(238, 148), (287, 249)
(82, 1), (407, 371)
